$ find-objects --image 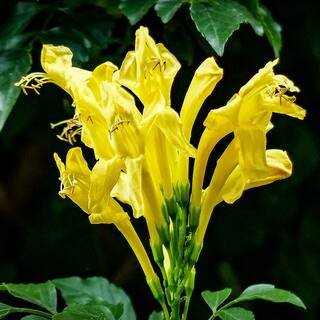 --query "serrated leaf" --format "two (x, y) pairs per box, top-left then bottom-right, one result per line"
(190, 0), (263, 56)
(219, 307), (255, 320)
(234, 284), (306, 309)
(202, 288), (232, 314)
(21, 316), (49, 320)
(53, 276), (136, 320)
(155, 0), (183, 23)
(3, 281), (57, 313)
(148, 311), (164, 320)
(258, 6), (282, 57)
(119, 0), (157, 25)
(53, 304), (116, 320)
(0, 48), (32, 131)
